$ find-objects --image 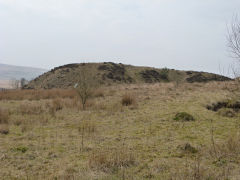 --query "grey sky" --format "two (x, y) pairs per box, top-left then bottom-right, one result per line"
(0, 0), (239, 74)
